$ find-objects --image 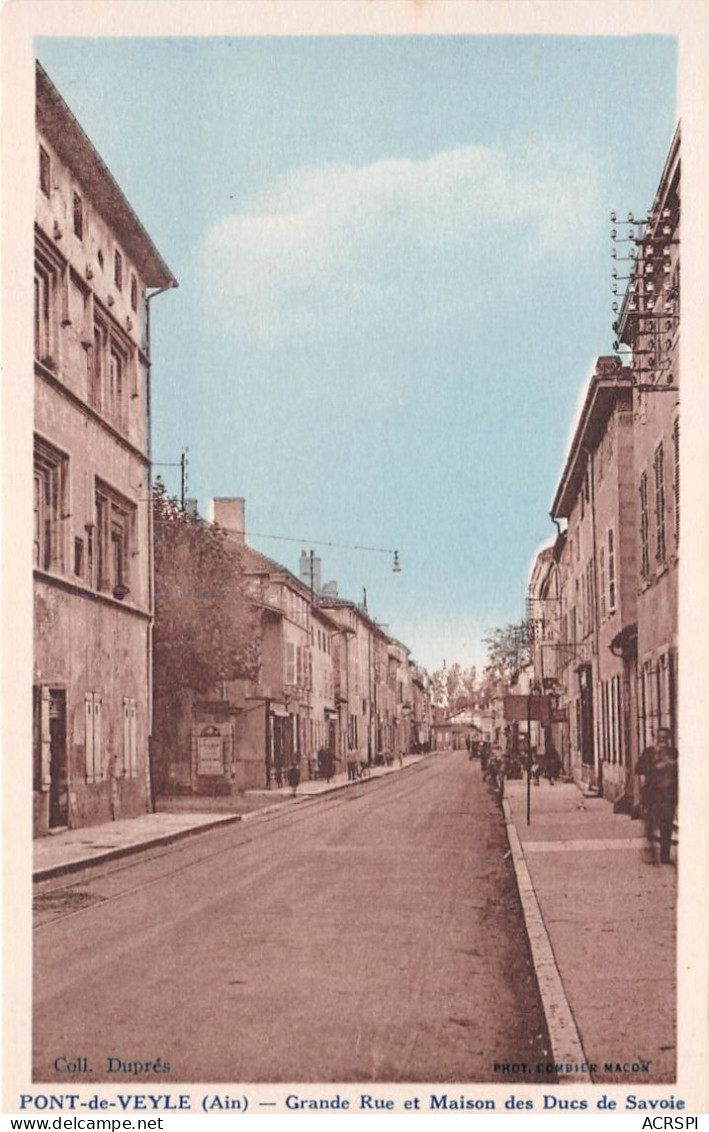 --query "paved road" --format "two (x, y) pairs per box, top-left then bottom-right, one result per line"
(34, 752), (552, 1083)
